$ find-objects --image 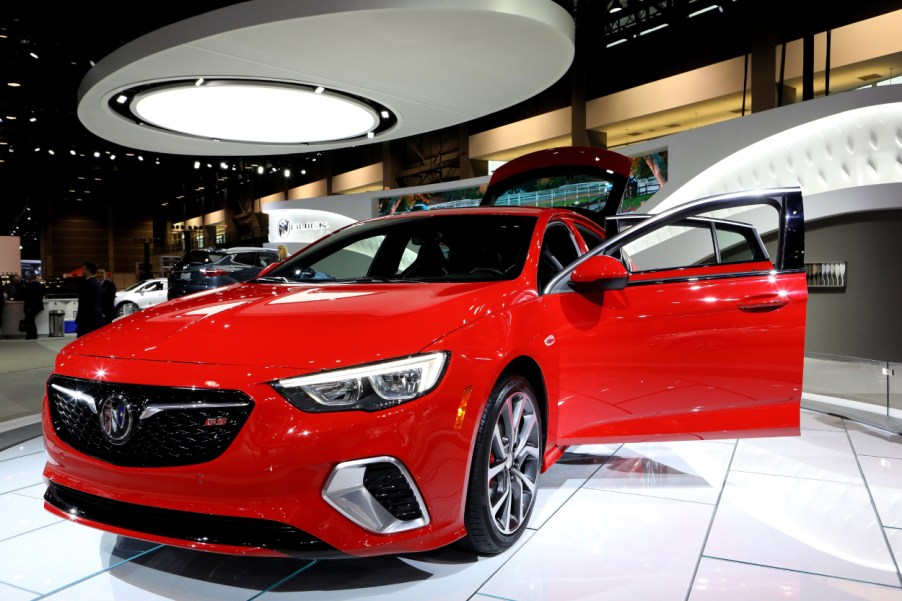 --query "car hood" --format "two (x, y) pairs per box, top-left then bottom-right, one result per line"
(62, 281), (531, 371)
